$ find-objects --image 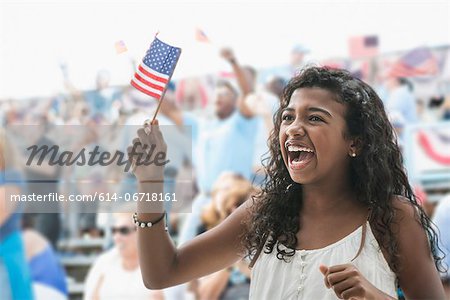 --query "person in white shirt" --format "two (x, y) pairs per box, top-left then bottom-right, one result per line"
(83, 213), (163, 300)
